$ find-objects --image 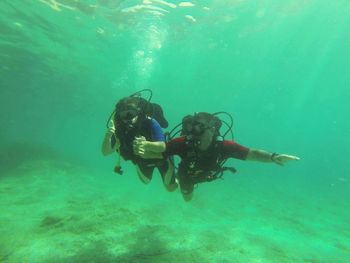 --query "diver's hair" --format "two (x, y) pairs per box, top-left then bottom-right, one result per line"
(115, 97), (140, 112)
(193, 112), (213, 122)
(193, 112), (222, 135)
